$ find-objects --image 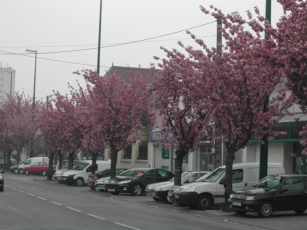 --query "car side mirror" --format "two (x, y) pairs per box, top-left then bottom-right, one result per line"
(280, 188), (288, 193)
